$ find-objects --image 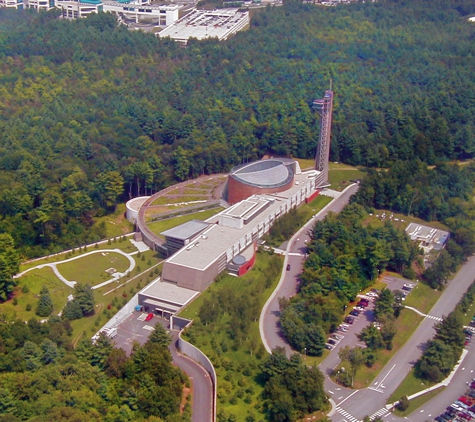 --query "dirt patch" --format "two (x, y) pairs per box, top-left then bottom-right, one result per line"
(180, 385), (192, 414)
